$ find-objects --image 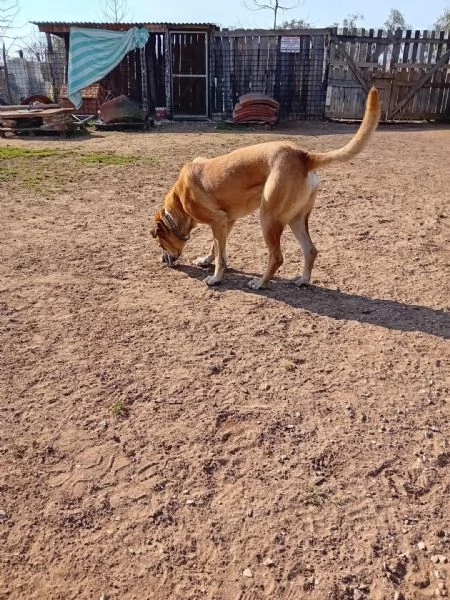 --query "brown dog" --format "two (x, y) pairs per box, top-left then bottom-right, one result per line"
(151, 87), (381, 289)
